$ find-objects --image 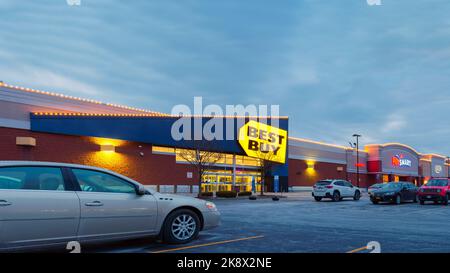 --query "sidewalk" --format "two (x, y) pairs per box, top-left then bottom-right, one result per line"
(160, 191), (314, 199)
